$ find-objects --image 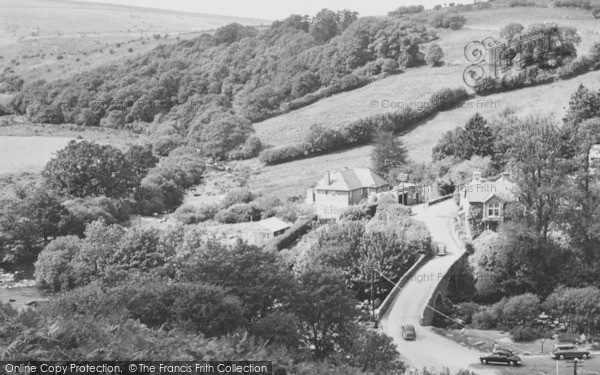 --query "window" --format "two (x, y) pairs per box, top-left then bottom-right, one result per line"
(488, 202), (500, 217)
